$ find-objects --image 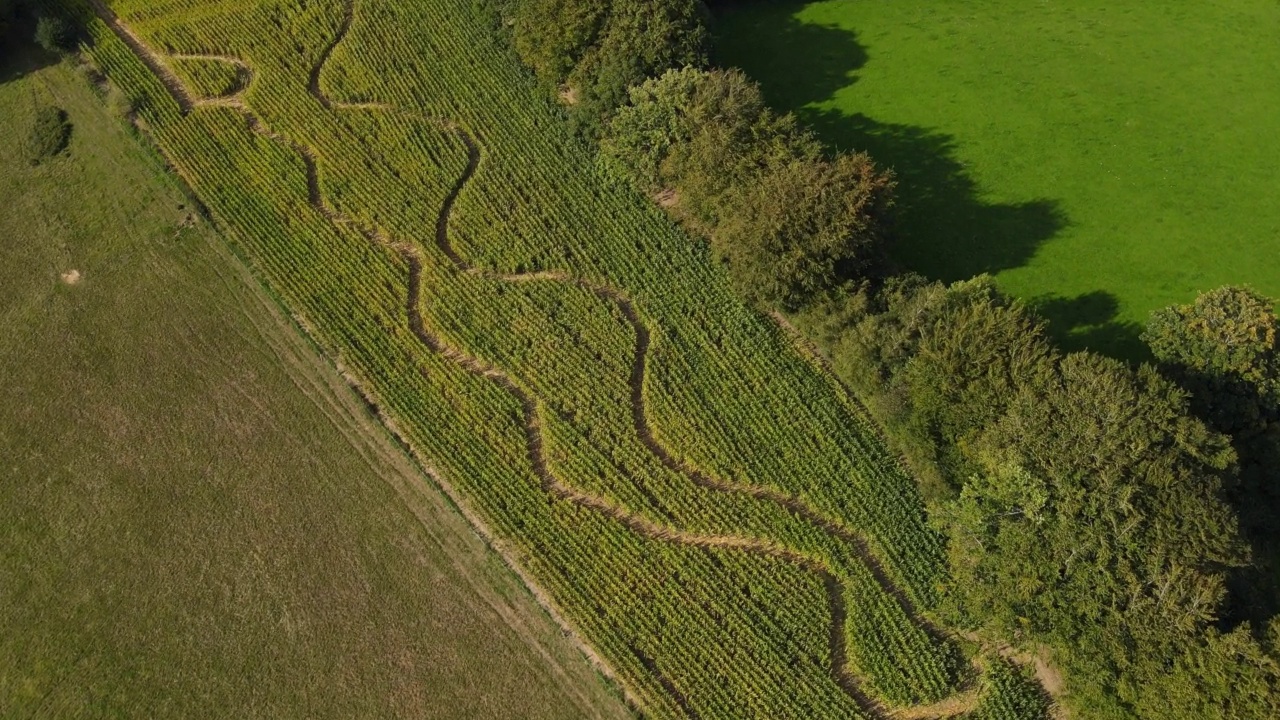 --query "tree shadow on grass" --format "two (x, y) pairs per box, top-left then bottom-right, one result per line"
(0, 24), (62, 87)
(803, 107), (1068, 284)
(710, 1), (869, 112)
(1029, 291), (1149, 361)
(713, 2), (1070, 296)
